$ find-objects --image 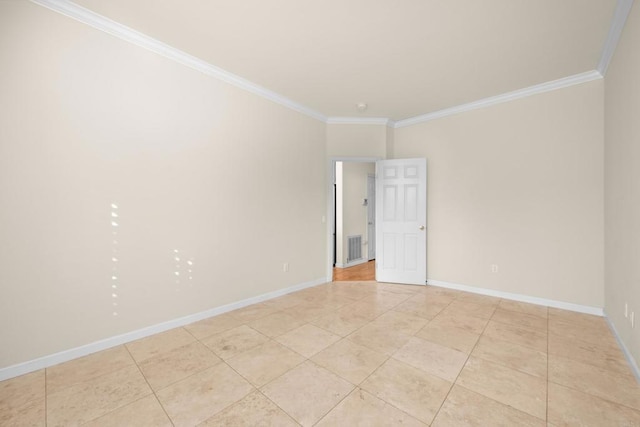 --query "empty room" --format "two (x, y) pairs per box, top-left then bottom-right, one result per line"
(1, 0), (640, 425)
